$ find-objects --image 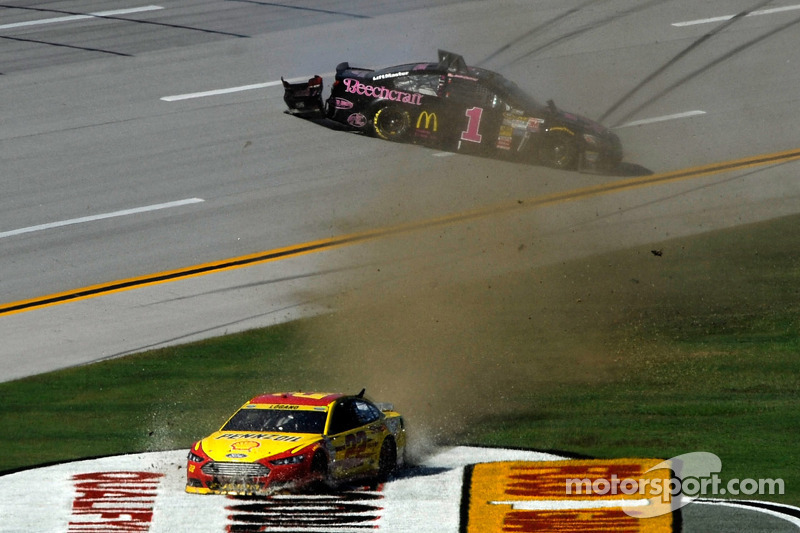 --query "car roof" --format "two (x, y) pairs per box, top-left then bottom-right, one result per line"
(248, 392), (346, 407)
(369, 62), (432, 77)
